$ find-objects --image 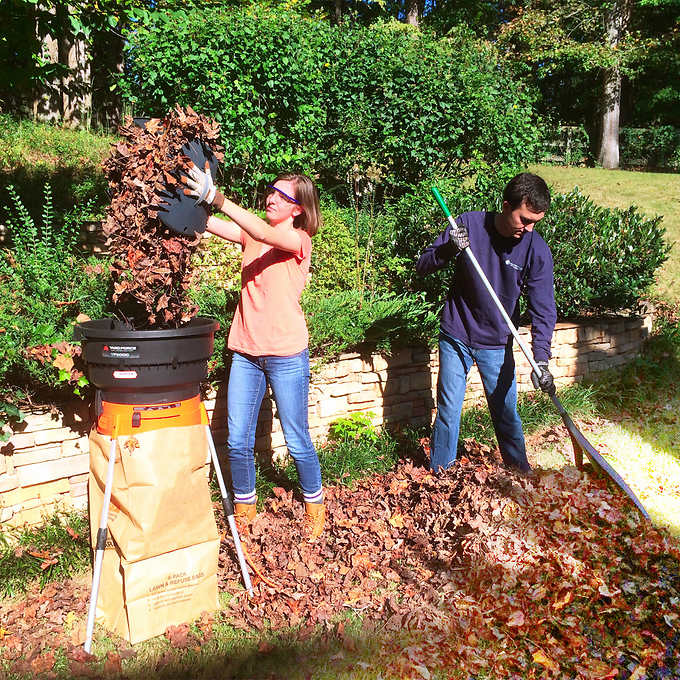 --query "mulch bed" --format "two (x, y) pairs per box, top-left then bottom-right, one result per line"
(2, 441), (679, 679)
